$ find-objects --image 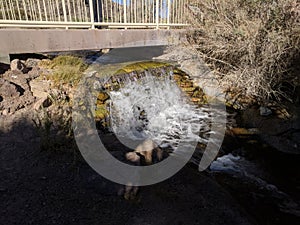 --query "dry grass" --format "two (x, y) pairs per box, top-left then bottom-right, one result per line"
(43, 55), (88, 87)
(186, 0), (300, 104)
